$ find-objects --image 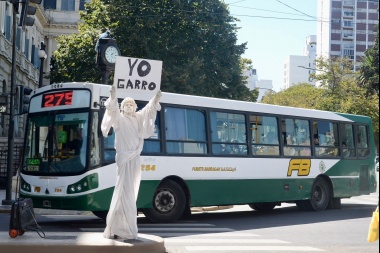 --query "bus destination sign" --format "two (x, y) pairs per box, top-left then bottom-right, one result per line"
(42, 91), (73, 108)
